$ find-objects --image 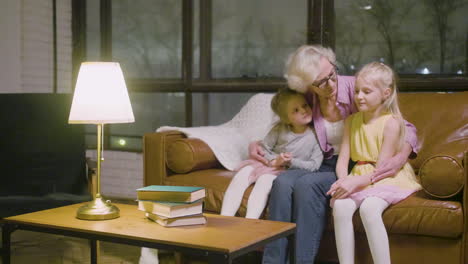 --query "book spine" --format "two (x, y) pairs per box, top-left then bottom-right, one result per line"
(137, 192), (191, 202)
